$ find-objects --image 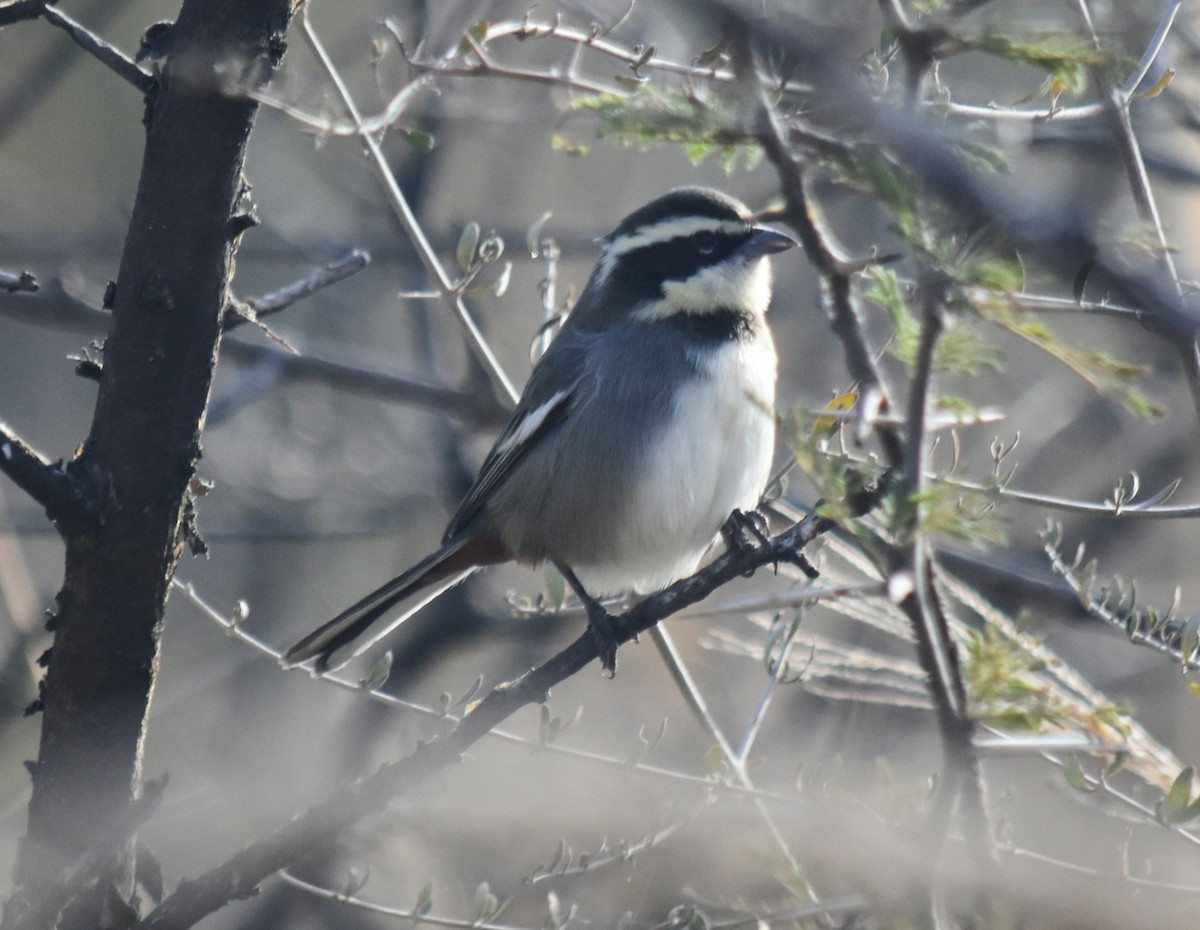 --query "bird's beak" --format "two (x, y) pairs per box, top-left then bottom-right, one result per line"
(741, 226), (798, 259)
